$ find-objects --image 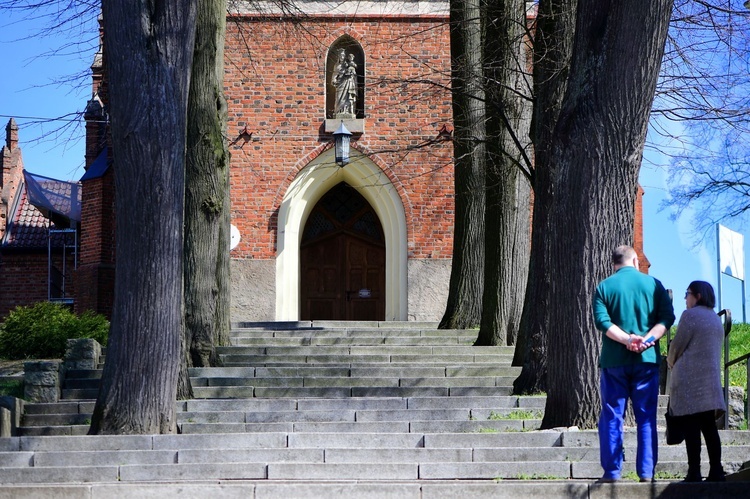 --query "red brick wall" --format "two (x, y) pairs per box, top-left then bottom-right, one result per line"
(67, 10), (650, 318)
(0, 251), (76, 318)
(224, 16), (455, 260)
(75, 171), (115, 319)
